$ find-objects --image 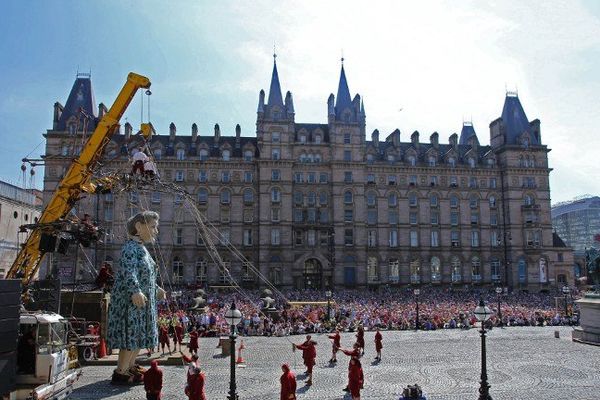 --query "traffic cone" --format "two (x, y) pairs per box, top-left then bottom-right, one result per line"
(98, 337), (107, 358)
(236, 339), (245, 364)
